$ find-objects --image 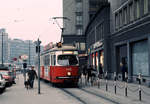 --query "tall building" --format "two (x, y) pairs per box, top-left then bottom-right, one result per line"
(63, 0), (88, 36)
(63, 0), (106, 36)
(0, 29), (9, 64)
